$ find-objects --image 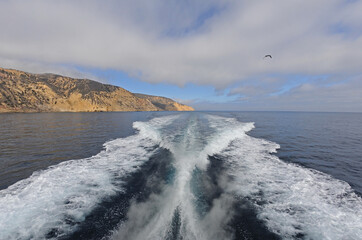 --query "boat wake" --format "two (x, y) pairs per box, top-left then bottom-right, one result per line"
(0, 114), (361, 240)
